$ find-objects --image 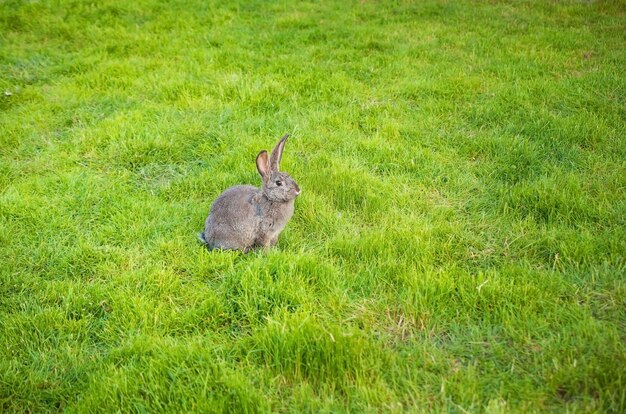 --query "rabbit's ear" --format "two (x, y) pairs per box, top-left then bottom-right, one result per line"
(256, 150), (270, 180)
(270, 133), (289, 172)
